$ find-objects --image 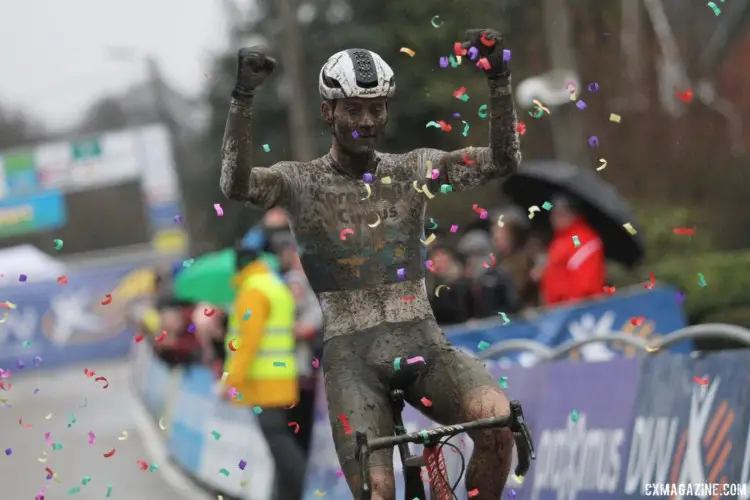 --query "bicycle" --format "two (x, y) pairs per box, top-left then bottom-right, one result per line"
(355, 359), (536, 500)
